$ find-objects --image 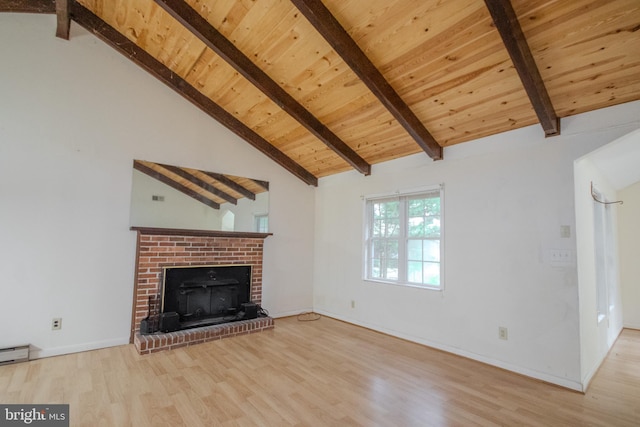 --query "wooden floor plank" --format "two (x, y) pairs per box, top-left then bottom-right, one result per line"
(1, 316), (639, 426)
